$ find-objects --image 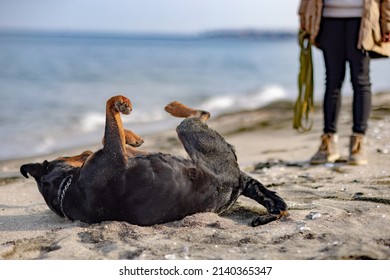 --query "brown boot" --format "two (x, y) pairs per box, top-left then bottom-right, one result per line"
(310, 133), (340, 165)
(348, 133), (367, 165)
